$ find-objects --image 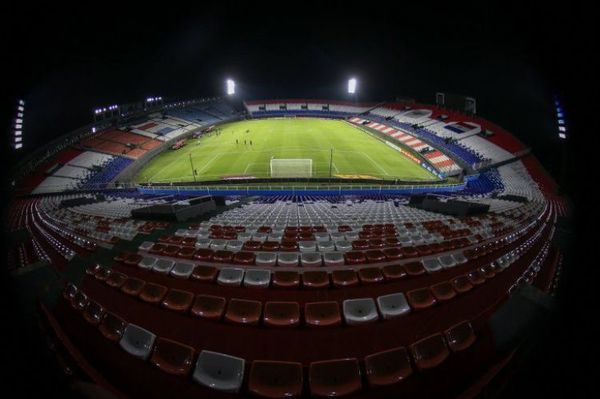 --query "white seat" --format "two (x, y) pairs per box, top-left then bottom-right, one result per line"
(195, 238), (212, 249)
(438, 255), (457, 269)
(267, 233), (283, 242)
(277, 253), (299, 267)
(243, 269), (271, 288)
(192, 350), (245, 393)
(301, 252), (322, 267)
(376, 293), (411, 319)
(138, 256), (157, 270)
(344, 231), (359, 240)
(252, 233), (268, 242)
(210, 239), (227, 250)
(217, 267), (245, 286)
(119, 324), (156, 360)
(298, 241), (317, 252)
(170, 262), (195, 279)
(343, 298), (379, 325)
(329, 232), (345, 241)
(237, 232), (252, 241)
(452, 252), (468, 264)
(335, 240), (352, 251)
(255, 252), (277, 267)
(174, 228), (188, 237)
(153, 258), (175, 274)
(422, 258), (442, 273)
(323, 252), (345, 266)
(317, 241), (335, 252)
(314, 232), (330, 242)
(138, 241), (154, 251)
(226, 240), (243, 251)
